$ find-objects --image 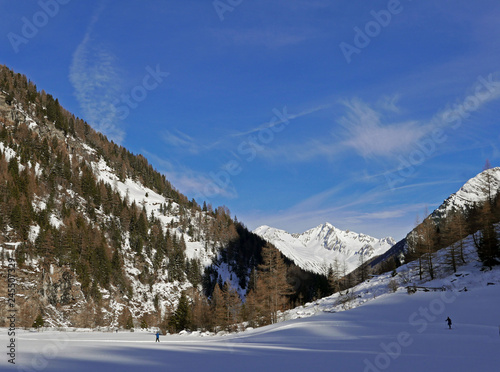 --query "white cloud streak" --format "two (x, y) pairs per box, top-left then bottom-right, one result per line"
(141, 150), (238, 200)
(258, 77), (500, 164)
(162, 104), (331, 156)
(229, 104), (331, 139)
(338, 98), (429, 159)
(69, 3), (125, 143)
(162, 130), (203, 155)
